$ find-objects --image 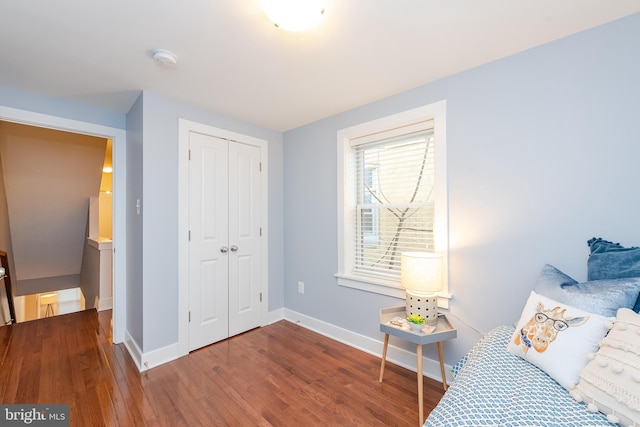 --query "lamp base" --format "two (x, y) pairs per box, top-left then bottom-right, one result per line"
(405, 291), (439, 326)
